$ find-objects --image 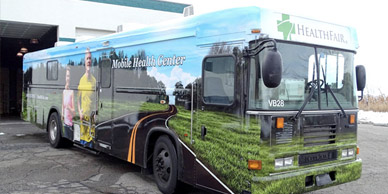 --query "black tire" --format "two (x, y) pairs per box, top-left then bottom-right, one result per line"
(153, 135), (178, 194)
(48, 112), (65, 148)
